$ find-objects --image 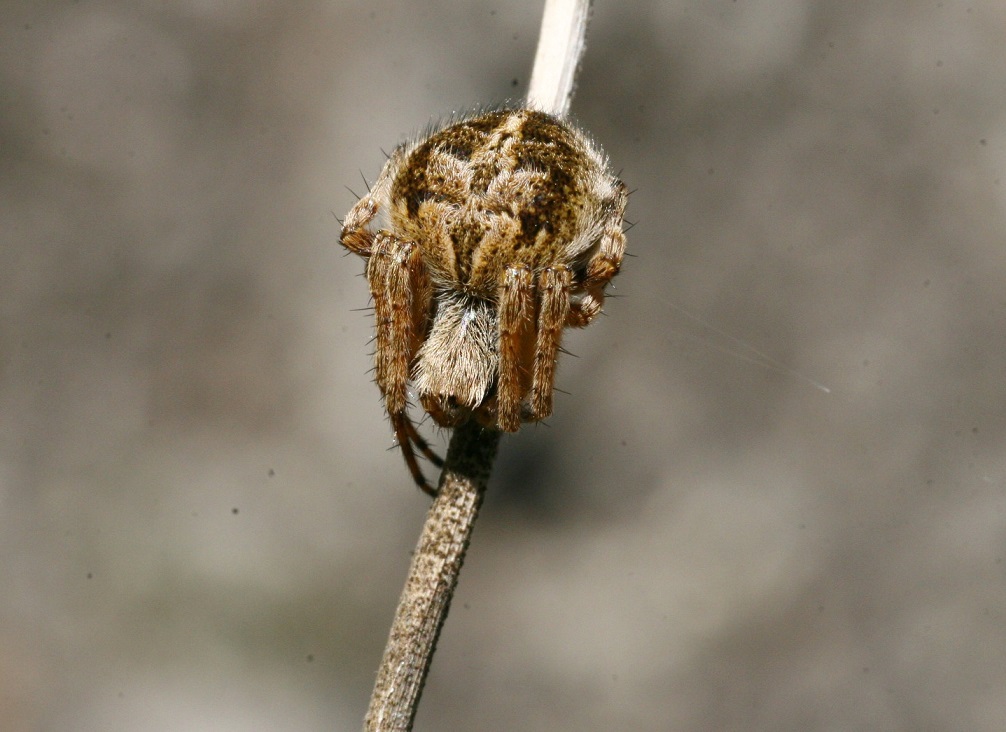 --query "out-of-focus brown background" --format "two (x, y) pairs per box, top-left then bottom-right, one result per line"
(3, 1), (1005, 729)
